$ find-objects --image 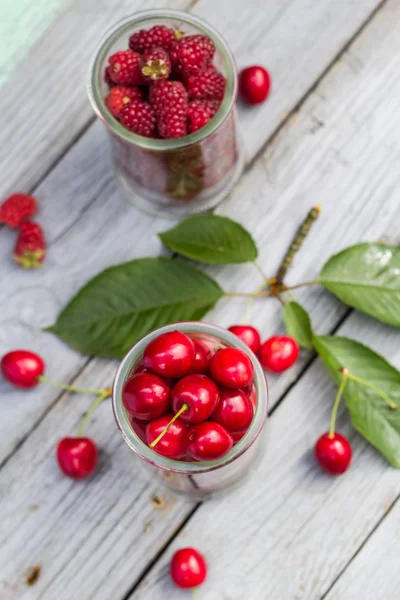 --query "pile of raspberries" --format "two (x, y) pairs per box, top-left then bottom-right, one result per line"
(0, 194), (46, 268)
(104, 25), (226, 138)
